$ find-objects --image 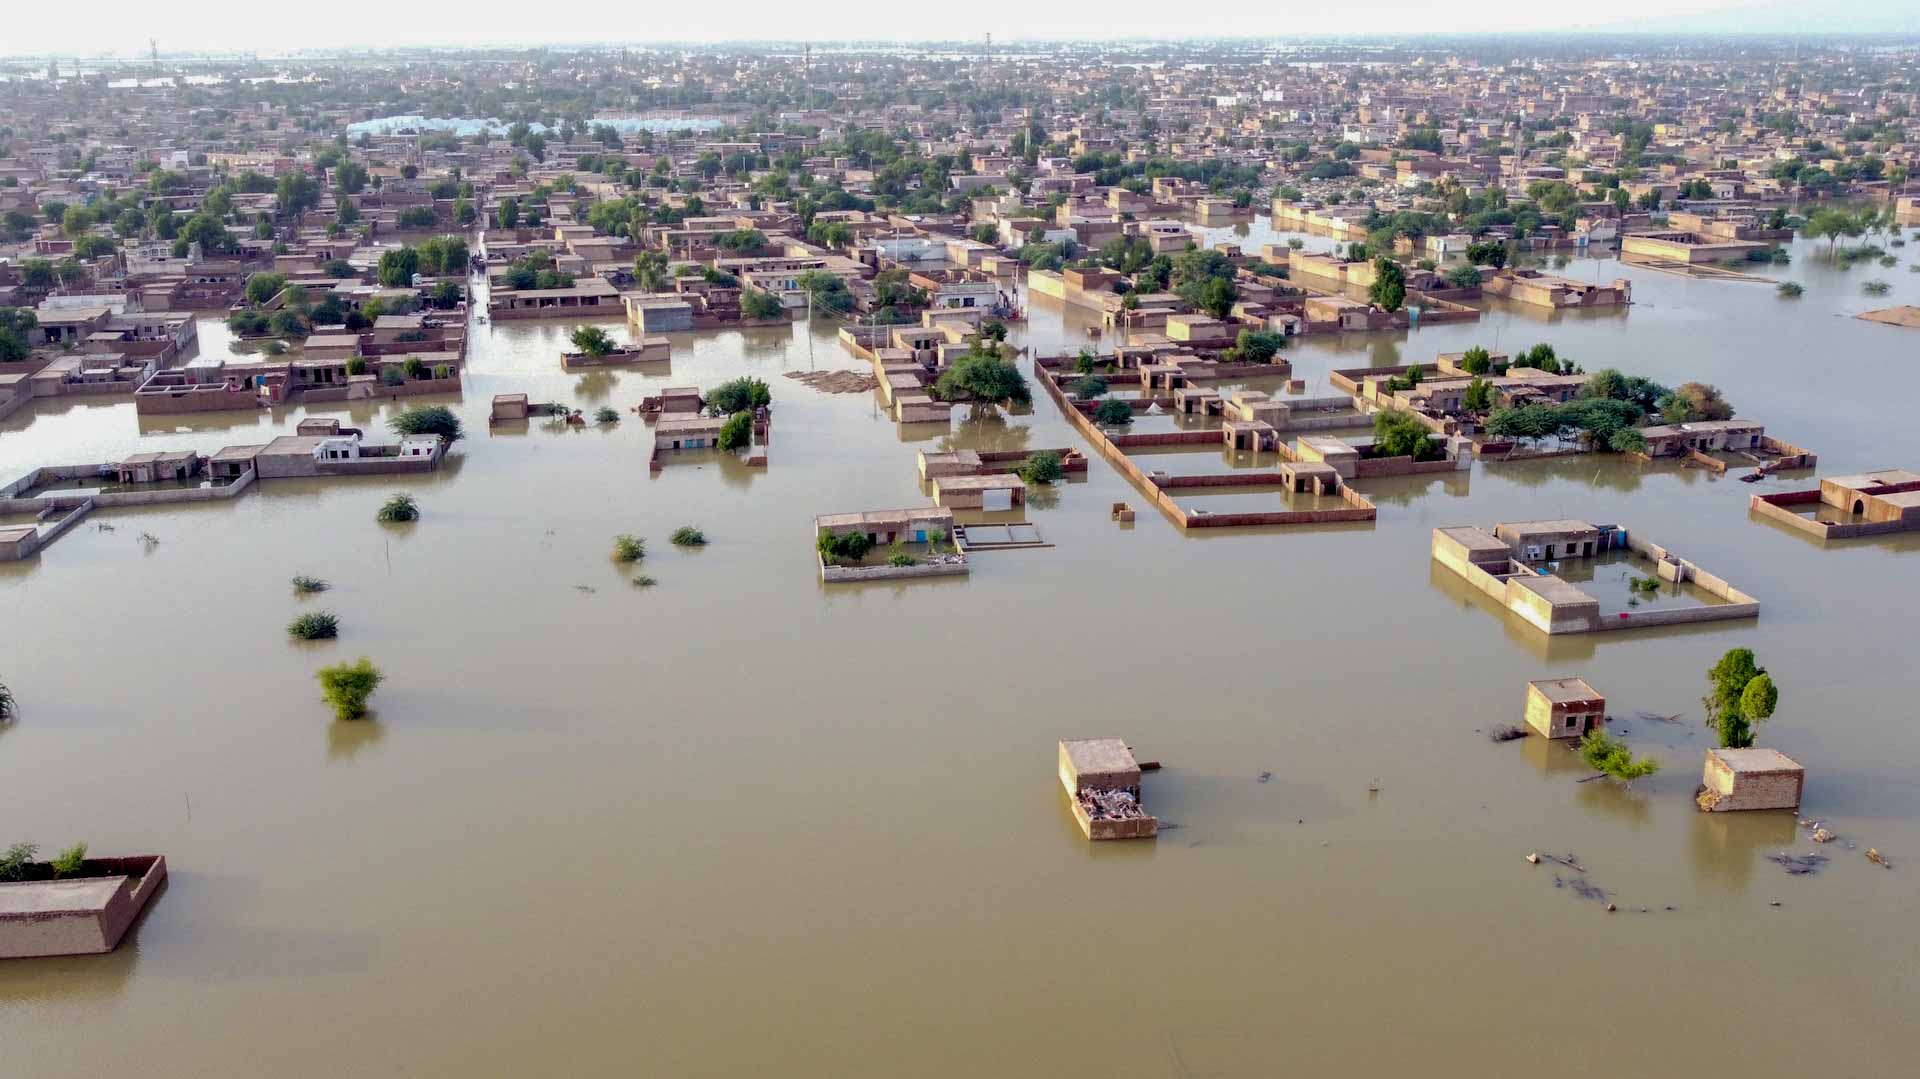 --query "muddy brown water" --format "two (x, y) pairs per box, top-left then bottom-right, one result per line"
(3, 225), (1919, 1076)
